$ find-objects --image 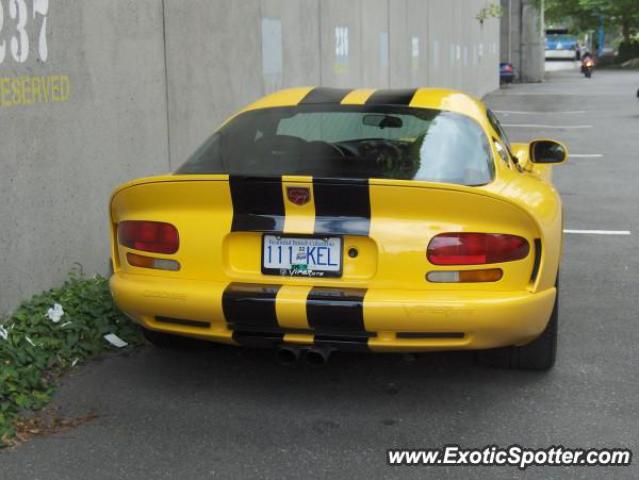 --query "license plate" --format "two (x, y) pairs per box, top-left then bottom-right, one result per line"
(262, 235), (342, 278)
